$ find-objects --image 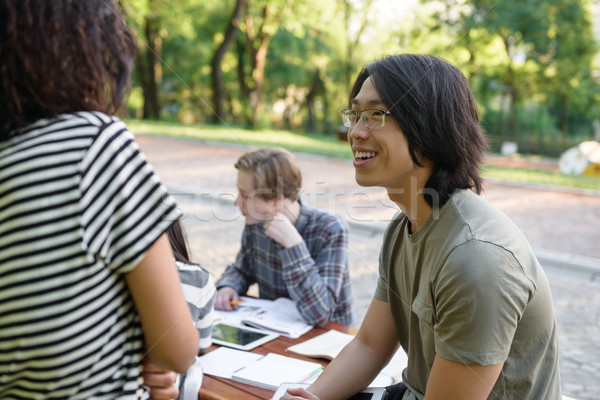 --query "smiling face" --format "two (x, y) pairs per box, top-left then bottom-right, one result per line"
(234, 169), (278, 225)
(349, 77), (431, 192)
